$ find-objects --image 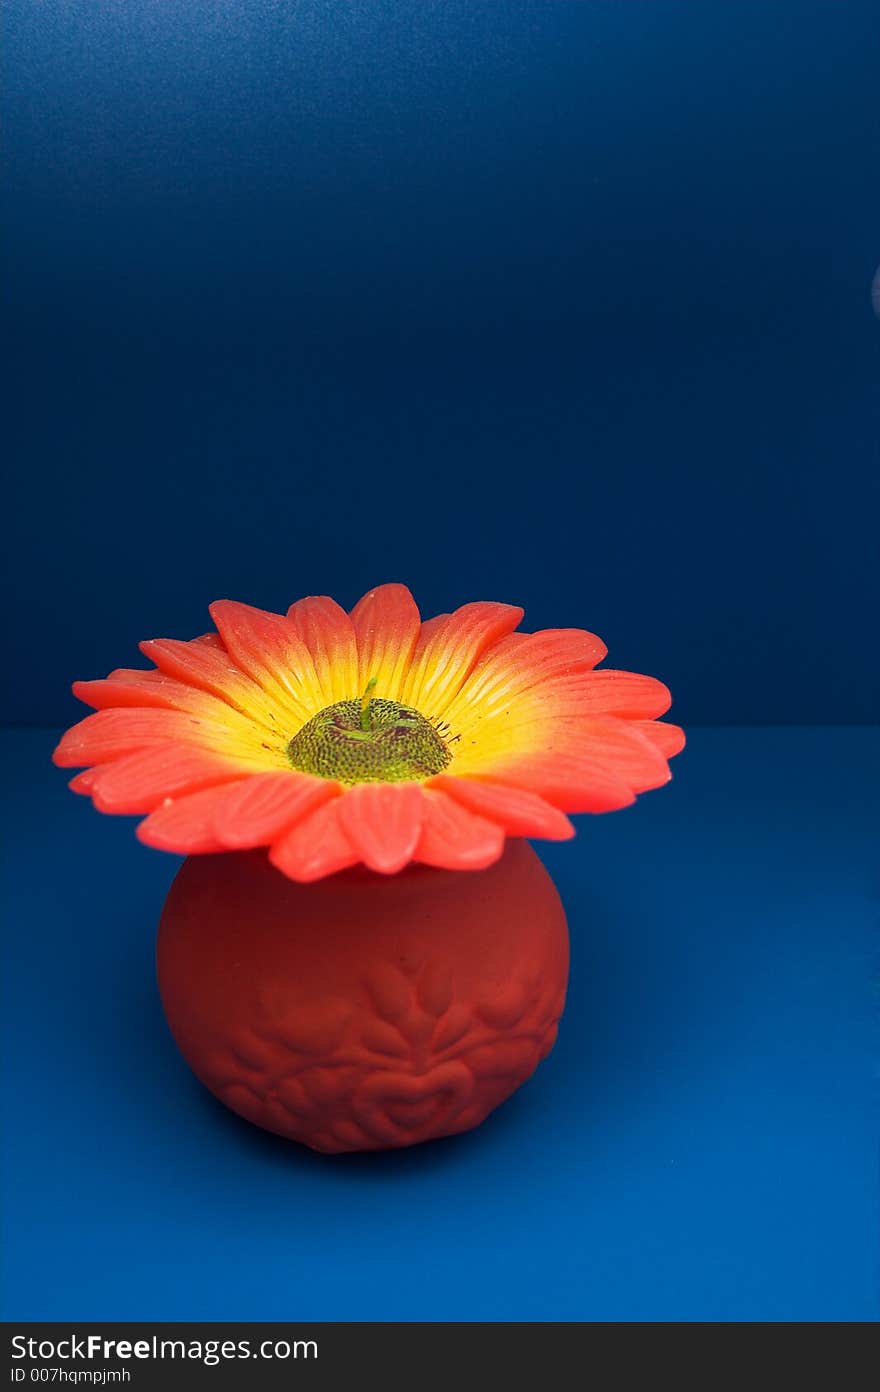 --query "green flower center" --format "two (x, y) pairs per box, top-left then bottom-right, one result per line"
(287, 689), (451, 784)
